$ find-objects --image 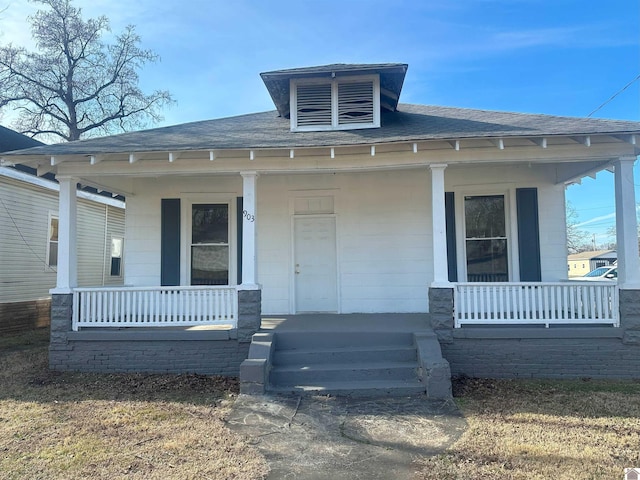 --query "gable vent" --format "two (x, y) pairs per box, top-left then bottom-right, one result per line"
(290, 74), (380, 131)
(338, 81), (374, 125)
(296, 83), (332, 127)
